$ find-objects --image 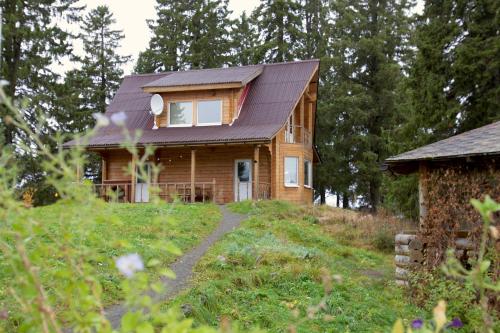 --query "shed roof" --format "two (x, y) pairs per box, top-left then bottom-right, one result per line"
(64, 60), (319, 148)
(143, 65), (263, 89)
(386, 121), (500, 165)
